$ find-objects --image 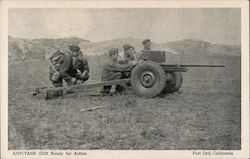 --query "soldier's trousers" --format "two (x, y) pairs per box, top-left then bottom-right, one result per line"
(101, 72), (126, 93)
(48, 66), (76, 99)
(49, 66), (63, 87)
(49, 66), (77, 87)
